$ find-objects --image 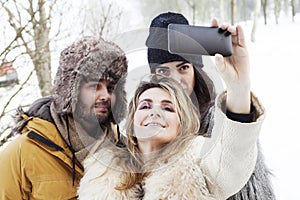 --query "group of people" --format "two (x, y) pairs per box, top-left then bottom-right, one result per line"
(0, 12), (275, 200)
